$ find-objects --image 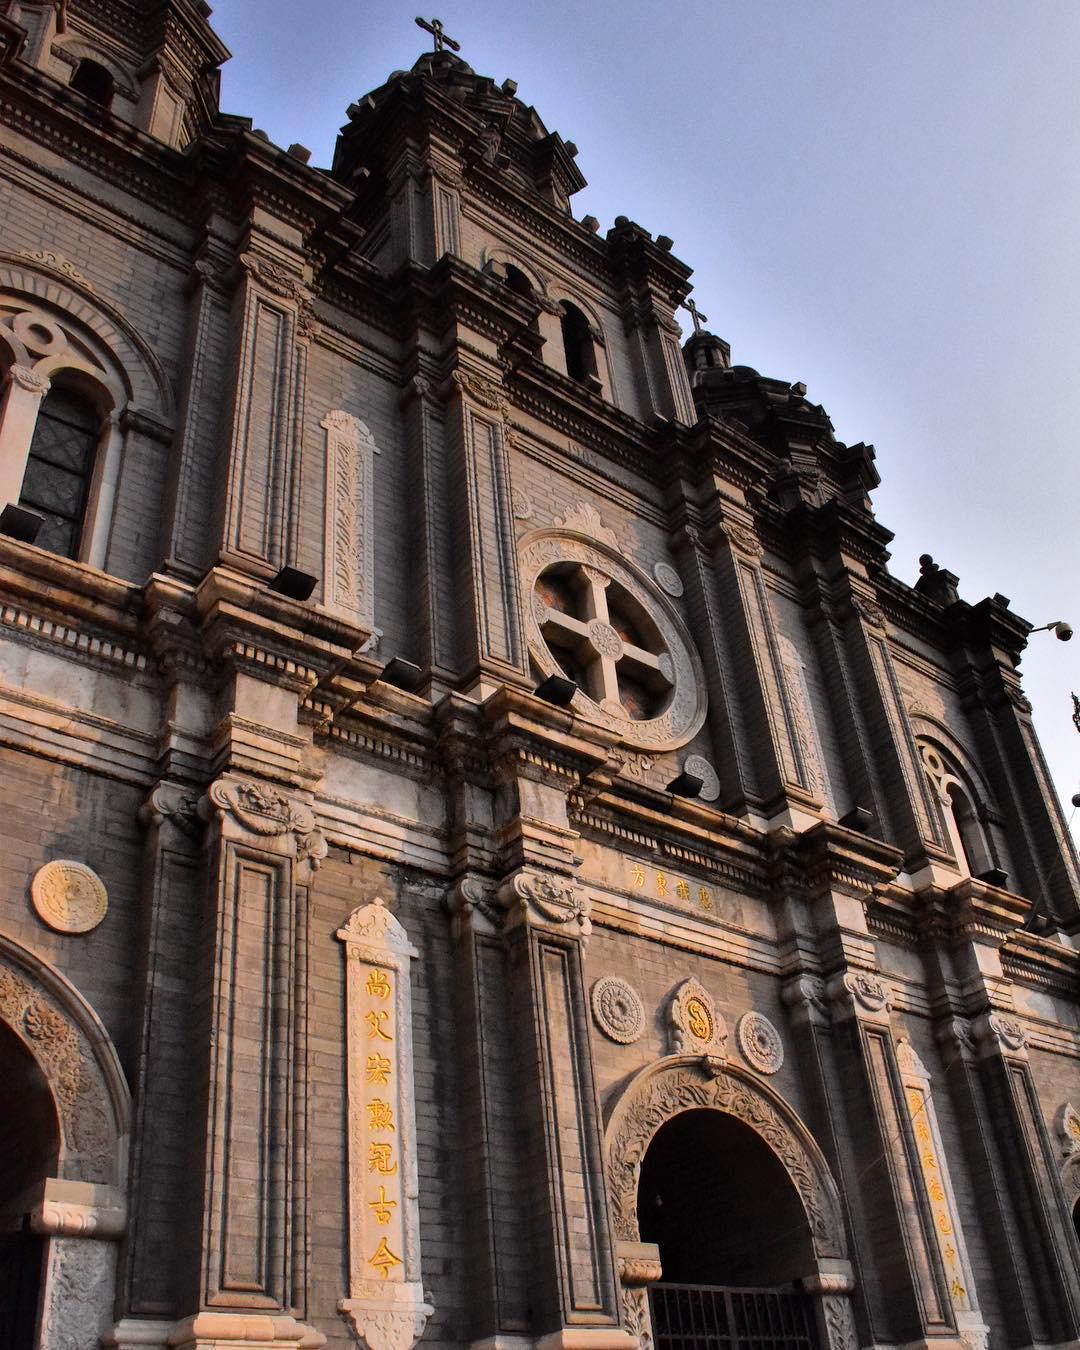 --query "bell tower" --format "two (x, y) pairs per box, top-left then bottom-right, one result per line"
(0, 0), (228, 146)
